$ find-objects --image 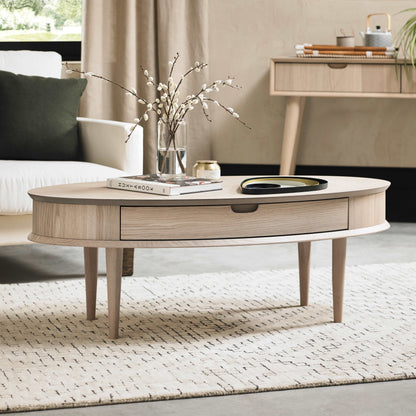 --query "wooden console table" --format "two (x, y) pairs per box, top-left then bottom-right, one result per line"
(270, 57), (416, 175)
